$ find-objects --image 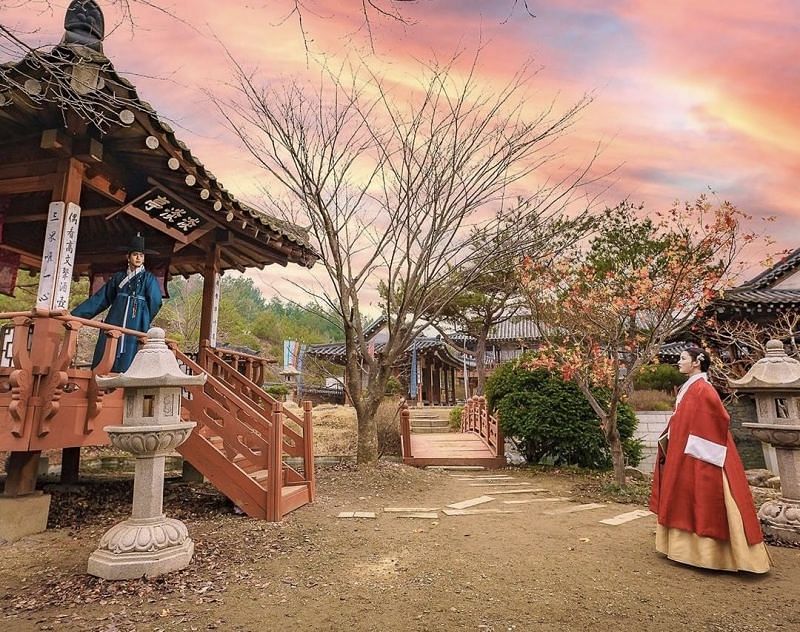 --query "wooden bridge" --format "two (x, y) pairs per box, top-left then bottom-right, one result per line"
(400, 397), (505, 469)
